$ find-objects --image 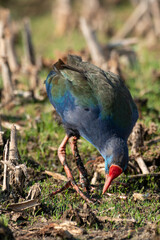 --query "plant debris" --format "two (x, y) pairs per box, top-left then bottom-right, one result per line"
(7, 199), (40, 212)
